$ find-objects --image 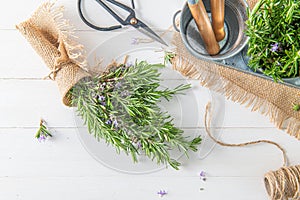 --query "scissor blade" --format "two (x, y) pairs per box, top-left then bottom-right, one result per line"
(136, 25), (168, 46)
